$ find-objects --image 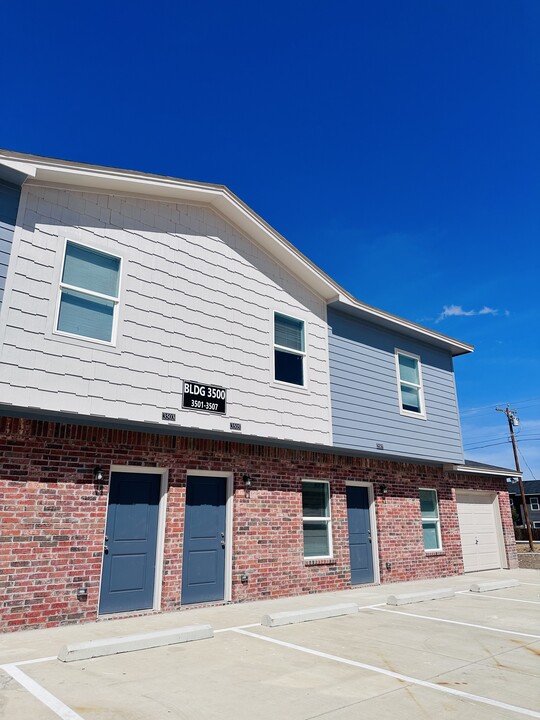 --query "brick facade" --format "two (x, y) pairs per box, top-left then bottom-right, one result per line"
(0, 416), (518, 632)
